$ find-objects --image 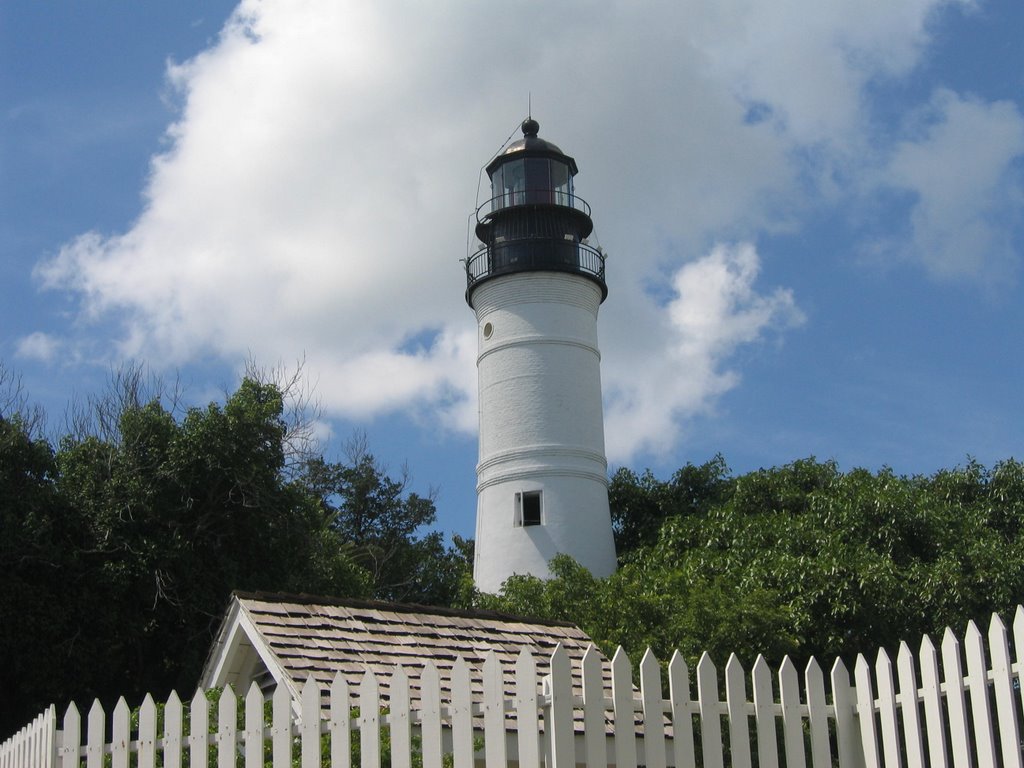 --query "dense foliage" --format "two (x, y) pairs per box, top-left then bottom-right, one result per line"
(5, 362), (1024, 743)
(0, 370), (469, 737)
(478, 456), (1024, 672)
